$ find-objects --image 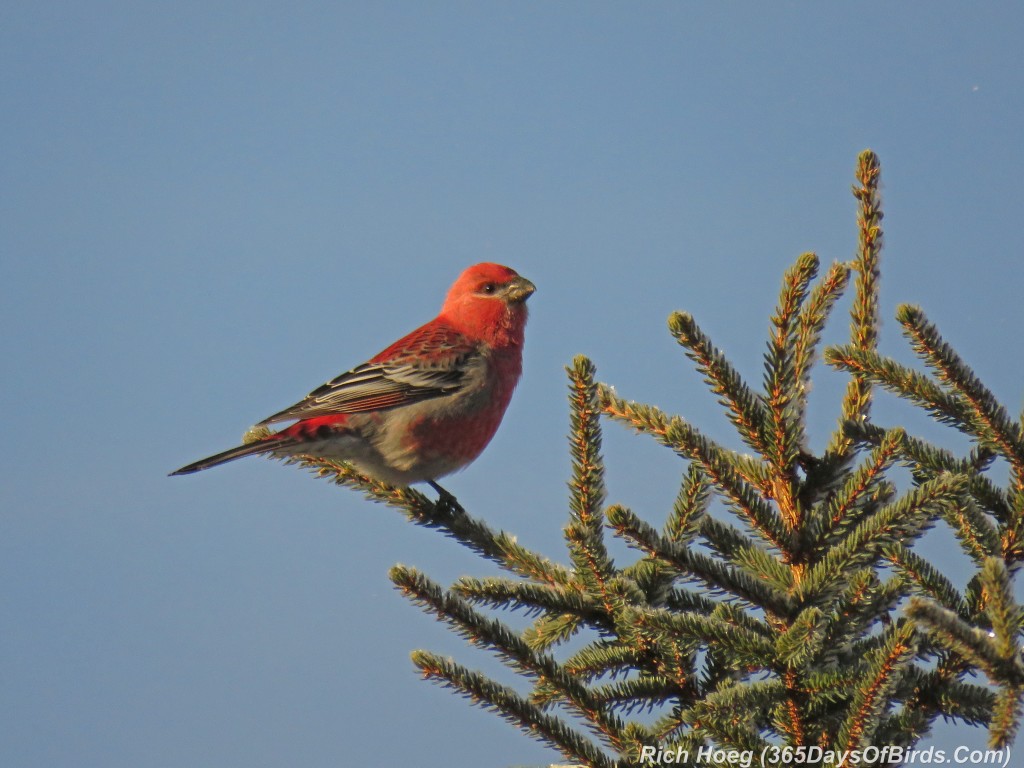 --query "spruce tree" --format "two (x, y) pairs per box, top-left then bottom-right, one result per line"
(289, 152), (1023, 766)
